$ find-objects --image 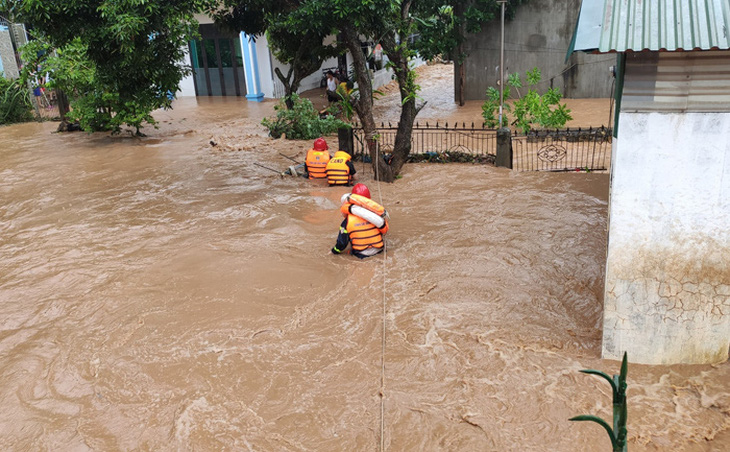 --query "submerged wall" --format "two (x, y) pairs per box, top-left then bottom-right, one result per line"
(603, 112), (730, 364)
